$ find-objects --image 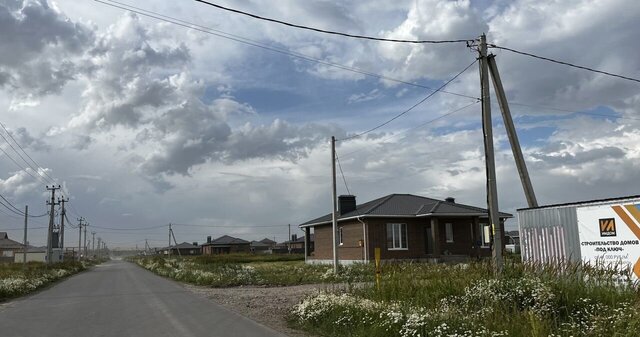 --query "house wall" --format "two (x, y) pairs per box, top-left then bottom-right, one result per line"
(310, 216), (503, 262)
(202, 244), (250, 255)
